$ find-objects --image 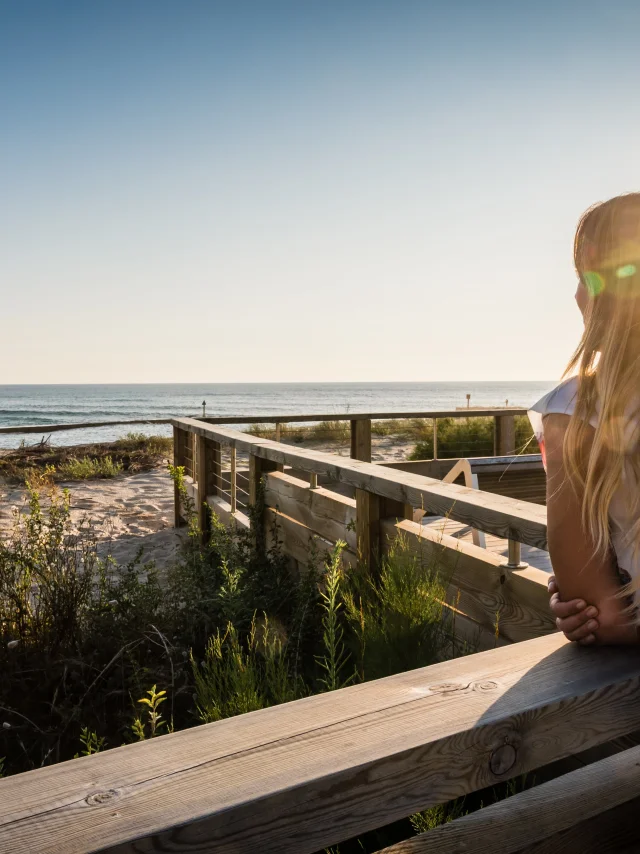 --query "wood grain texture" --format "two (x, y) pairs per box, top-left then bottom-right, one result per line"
(351, 418), (372, 463)
(196, 436), (221, 537)
(514, 795), (640, 854)
(265, 507), (357, 569)
(0, 409), (528, 437)
(381, 456), (543, 478)
(171, 420), (548, 549)
(356, 488), (380, 569)
(496, 415), (516, 456)
(384, 519), (554, 642)
(173, 426), (186, 527)
(0, 418), (171, 435)
(265, 471), (357, 551)
(207, 495), (250, 531)
(3, 635), (640, 854)
(197, 408), (529, 425)
(377, 744), (640, 854)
